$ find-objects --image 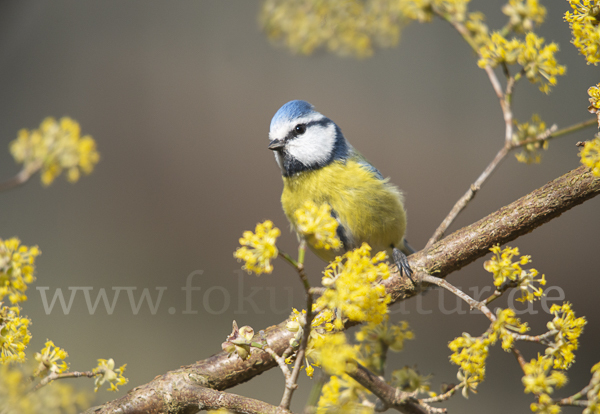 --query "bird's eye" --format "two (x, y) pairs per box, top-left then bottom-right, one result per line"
(294, 124), (306, 135)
